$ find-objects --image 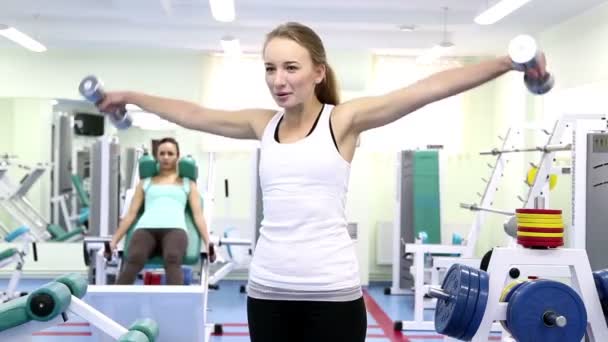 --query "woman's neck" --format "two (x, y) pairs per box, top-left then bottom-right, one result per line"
(158, 169), (177, 178)
(283, 97), (323, 128)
